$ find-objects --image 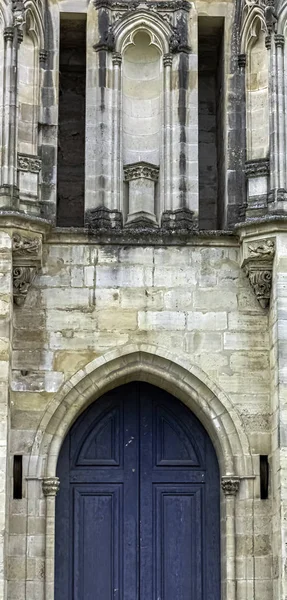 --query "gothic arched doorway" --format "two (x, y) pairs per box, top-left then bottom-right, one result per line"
(55, 382), (220, 599)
